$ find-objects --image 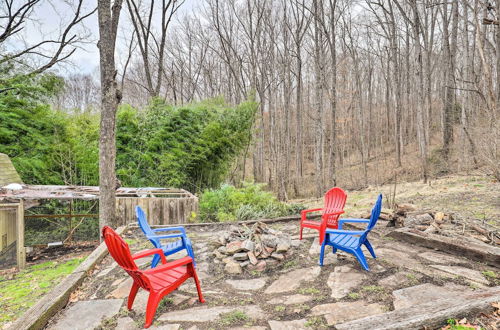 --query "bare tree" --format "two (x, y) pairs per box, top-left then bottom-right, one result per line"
(97, 0), (124, 228)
